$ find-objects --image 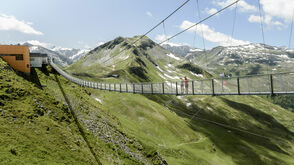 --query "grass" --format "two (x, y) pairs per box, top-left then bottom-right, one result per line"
(62, 36), (294, 164)
(2, 35), (294, 164)
(0, 58), (165, 164)
(0, 59), (97, 164)
(87, 87), (294, 164)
